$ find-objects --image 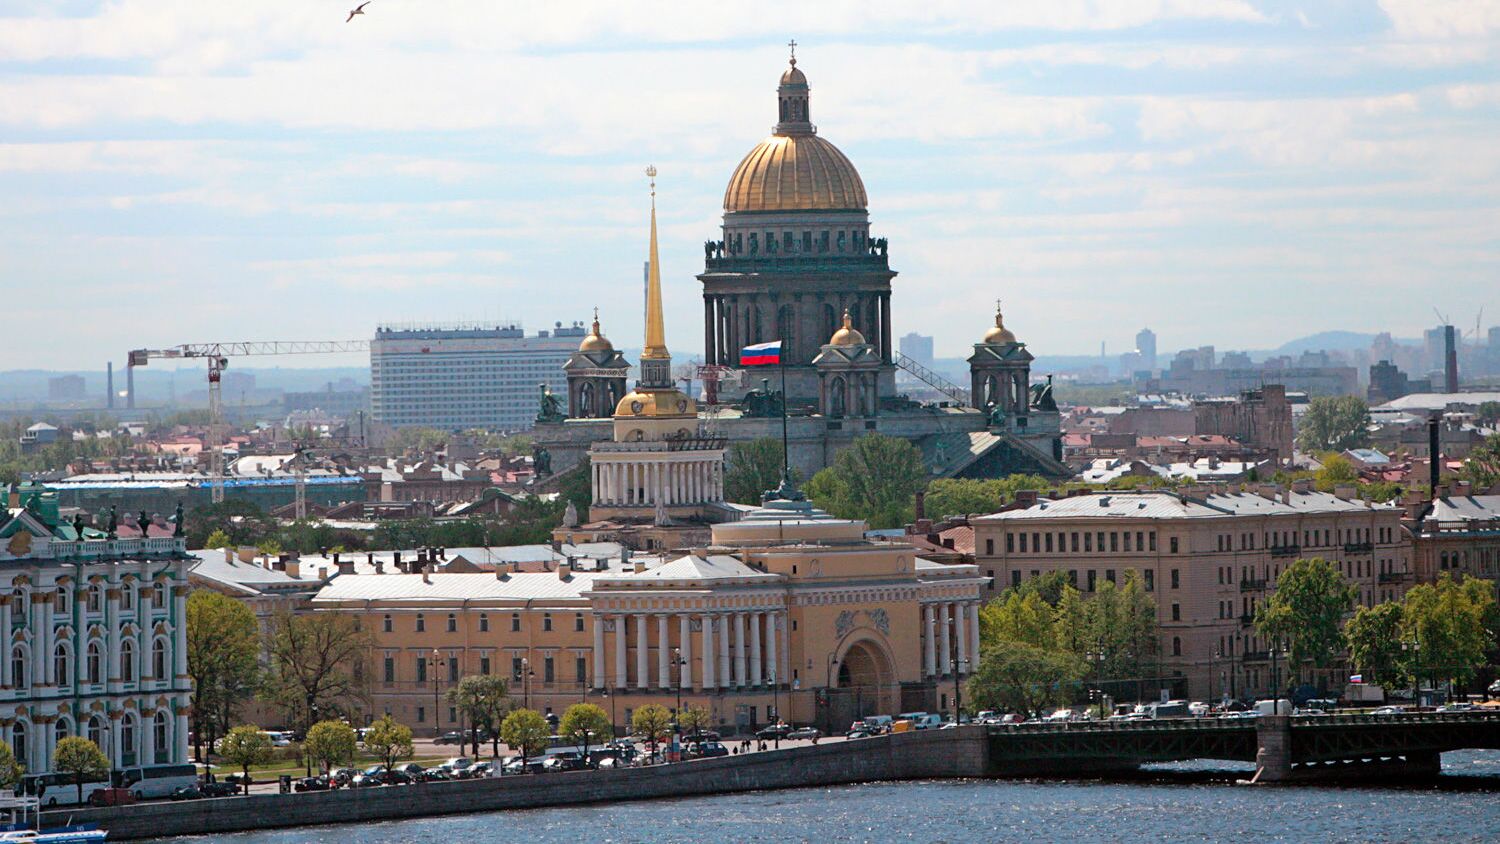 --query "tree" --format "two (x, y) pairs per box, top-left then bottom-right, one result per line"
(1343, 601), (1406, 687)
(54, 737), (108, 803)
(630, 703), (673, 758)
(262, 610), (373, 729)
(1461, 433), (1500, 493)
(555, 455), (592, 523)
(1399, 575), (1497, 693)
(725, 438), (791, 505)
(303, 720), (357, 774)
(1313, 454), (1359, 493)
(499, 709), (549, 767)
(1477, 401), (1500, 426)
(559, 703), (612, 767)
(363, 716), (413, 772)
(0, 740), (20, 790)
(1255, 558), (1357, 690)
(806, 433), (927, 528)
(204, 529), (233, 550)
(446, 674), (511, 757)
(677, 704), (712, 736)
(966, 641), (1086, 719)
(187, 590), (260, 761)
(218, 726), (273, 795)
(1296, 396), (1371, 453)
